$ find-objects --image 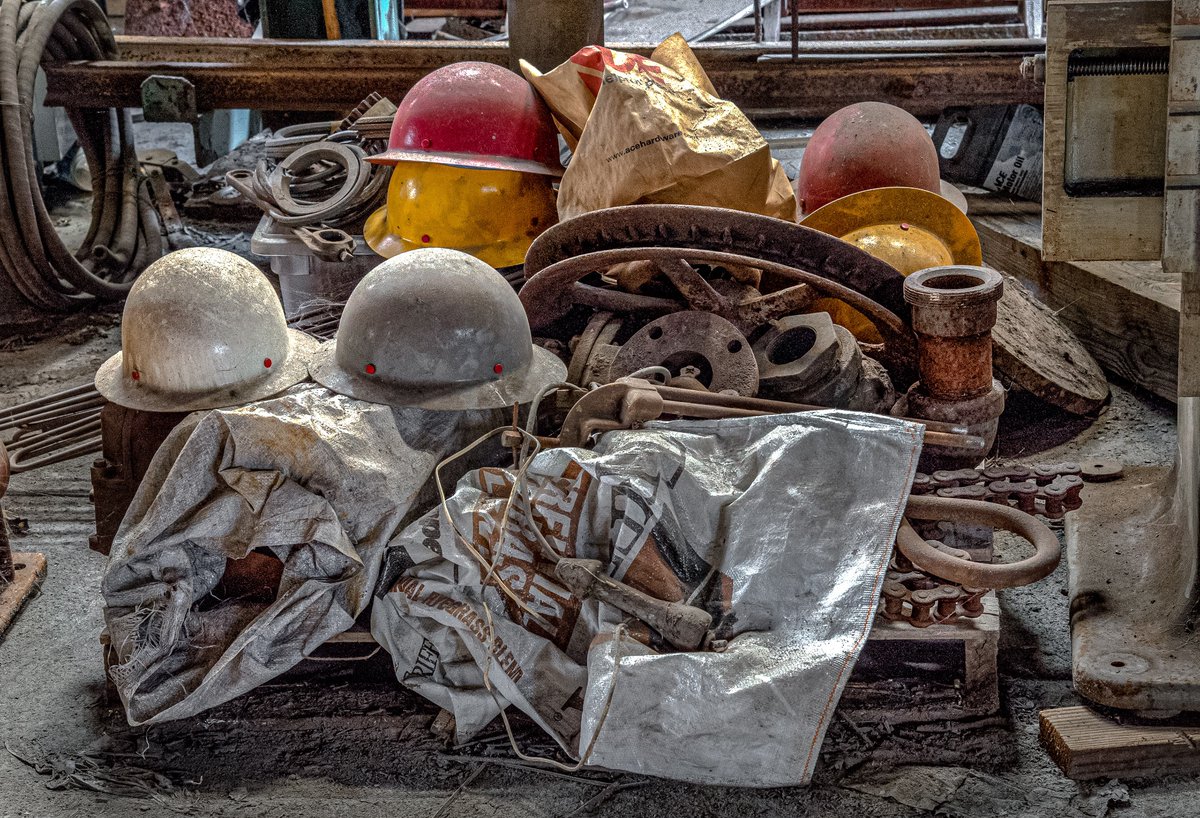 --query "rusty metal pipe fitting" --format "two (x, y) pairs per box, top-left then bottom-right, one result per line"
(904, 265), (1003, 400)
(899, 265), (1006, 467)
